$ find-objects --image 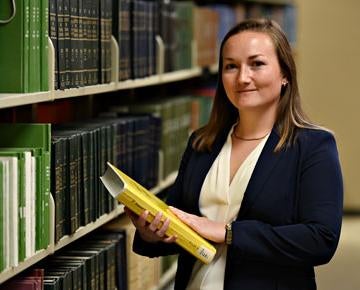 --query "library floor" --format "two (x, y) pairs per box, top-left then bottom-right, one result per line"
(162, 216), (360, 290)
